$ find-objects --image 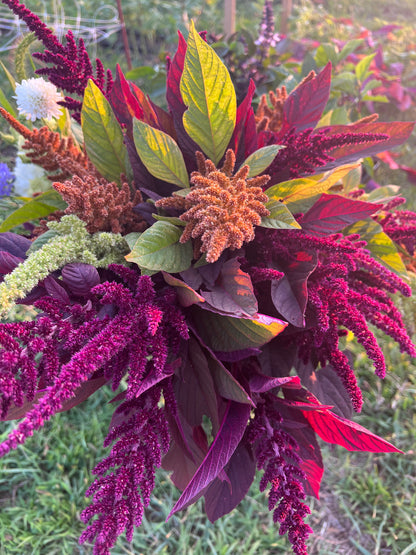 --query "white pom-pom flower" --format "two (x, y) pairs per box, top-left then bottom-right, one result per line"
(14, 77), (63, 122)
